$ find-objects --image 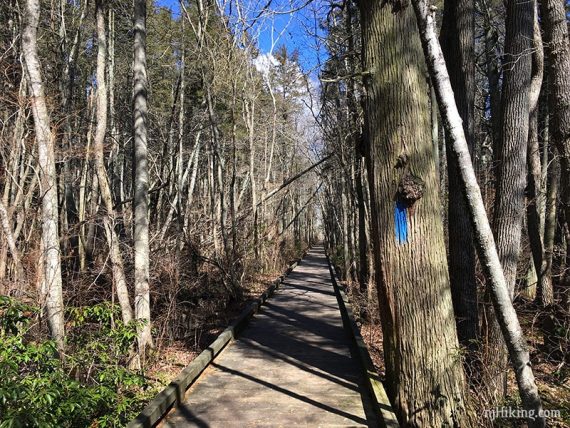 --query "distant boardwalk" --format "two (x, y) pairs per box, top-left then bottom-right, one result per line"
(163, 246), (378, 427)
